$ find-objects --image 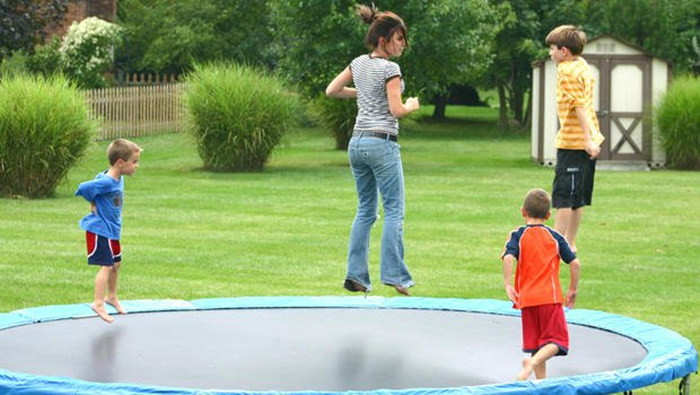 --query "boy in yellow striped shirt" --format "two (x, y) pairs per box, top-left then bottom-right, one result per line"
(546, 25), (604, 253)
